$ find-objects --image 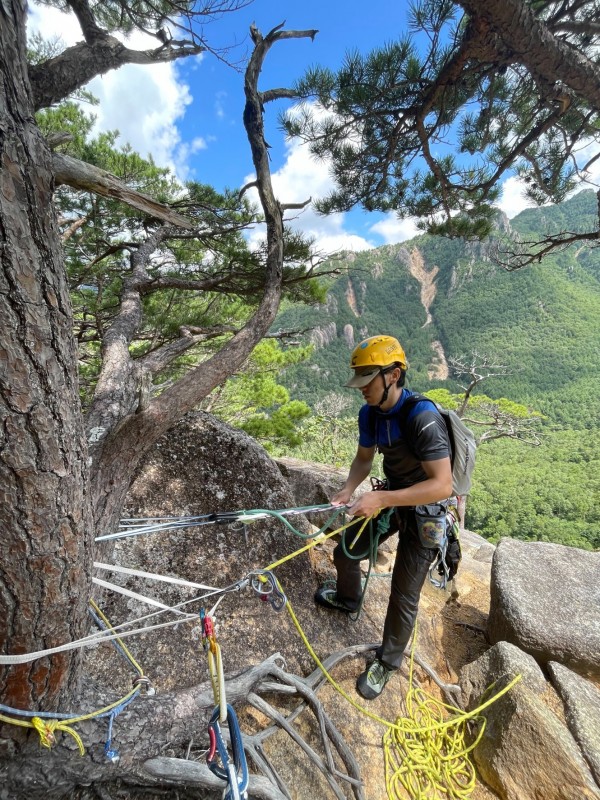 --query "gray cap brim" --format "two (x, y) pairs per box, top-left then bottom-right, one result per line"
(344, 368), (380, 388)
